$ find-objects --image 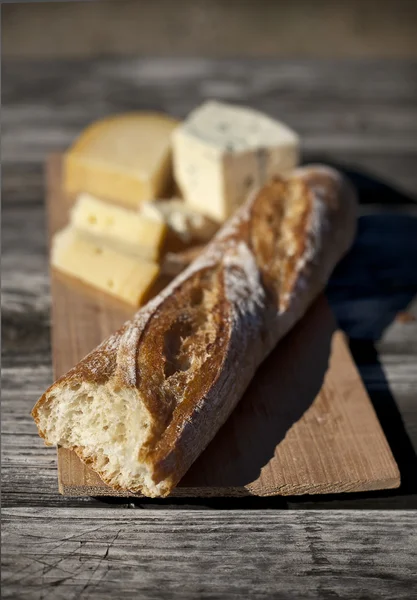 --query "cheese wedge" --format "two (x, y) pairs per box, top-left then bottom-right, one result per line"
(172, 101), (299, 221)
(71, 193), (167, 261)
(52, 226), (159, 307)
(141, 199), (219, 247)
(65, 113), (179, 208)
